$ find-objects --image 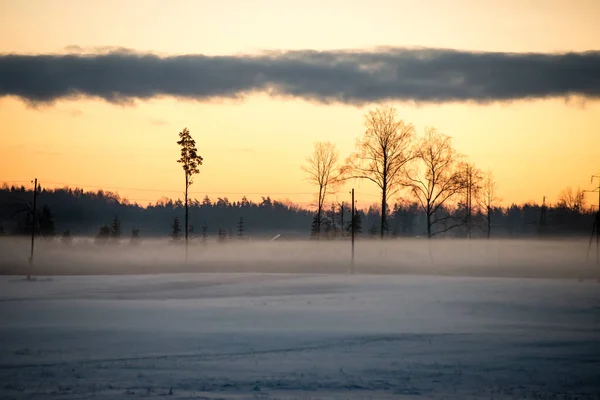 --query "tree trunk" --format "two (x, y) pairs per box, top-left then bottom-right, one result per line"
(426, 208), (433, 262)
(317, 208), (321, 240)
(426, 207), (432, 239)
(466, 172), (472, 239)
(487, 206), (491, 239)
(317, 186), (323, 240)
(467, 186), (472, 239)
(380, 184), (386, 239)
(185, 173), (189, 262)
